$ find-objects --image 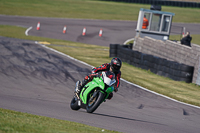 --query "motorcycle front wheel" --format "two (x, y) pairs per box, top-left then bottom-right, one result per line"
(70, 95), (81, 111)
(86, 91), (104, 113)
